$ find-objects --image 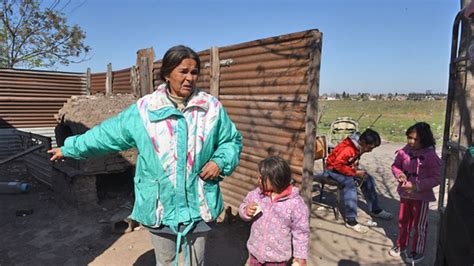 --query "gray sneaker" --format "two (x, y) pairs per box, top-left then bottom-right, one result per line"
(372, 210), (393, 220)
(388, 246), (406, 257)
